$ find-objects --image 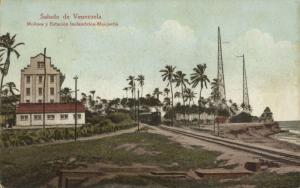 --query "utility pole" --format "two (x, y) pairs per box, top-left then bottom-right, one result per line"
(137, 89), (140, 131)
(43, 48), (46, 130)
(134, 82), (137, 122)
(74, 75), (78, 141)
